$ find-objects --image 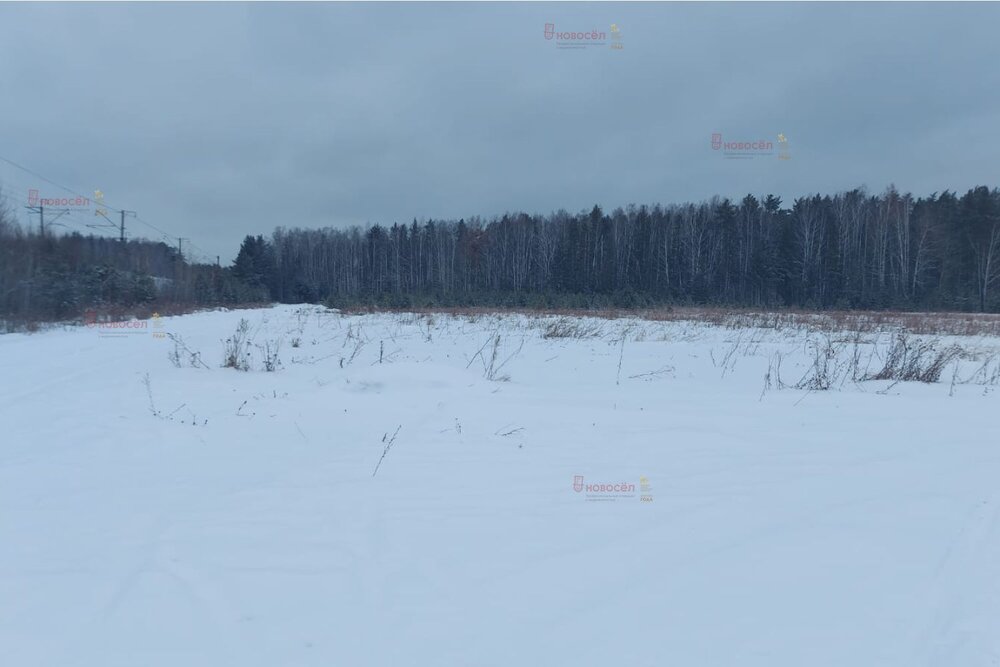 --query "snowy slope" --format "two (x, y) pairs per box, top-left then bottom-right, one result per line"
(1, 305), (999, 667)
